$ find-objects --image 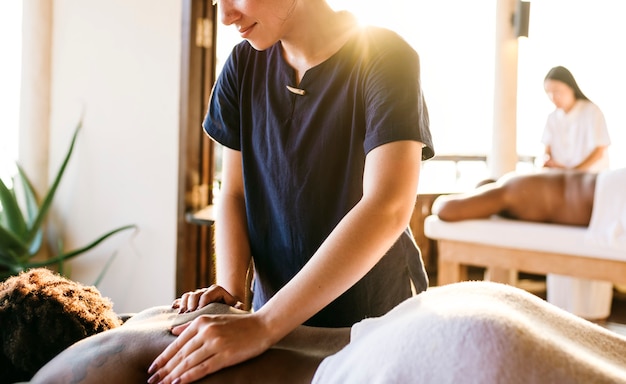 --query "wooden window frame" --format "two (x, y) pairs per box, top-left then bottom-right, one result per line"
(176, 0), (218, 296)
